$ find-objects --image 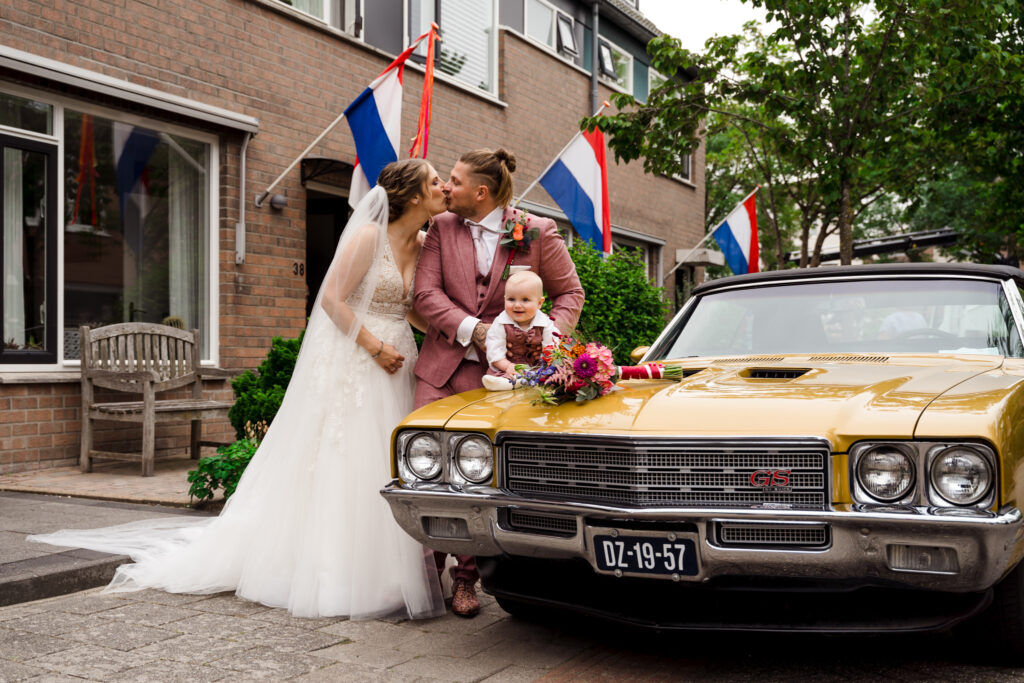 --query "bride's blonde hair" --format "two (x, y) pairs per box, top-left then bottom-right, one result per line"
(377, 159), (432, 220)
